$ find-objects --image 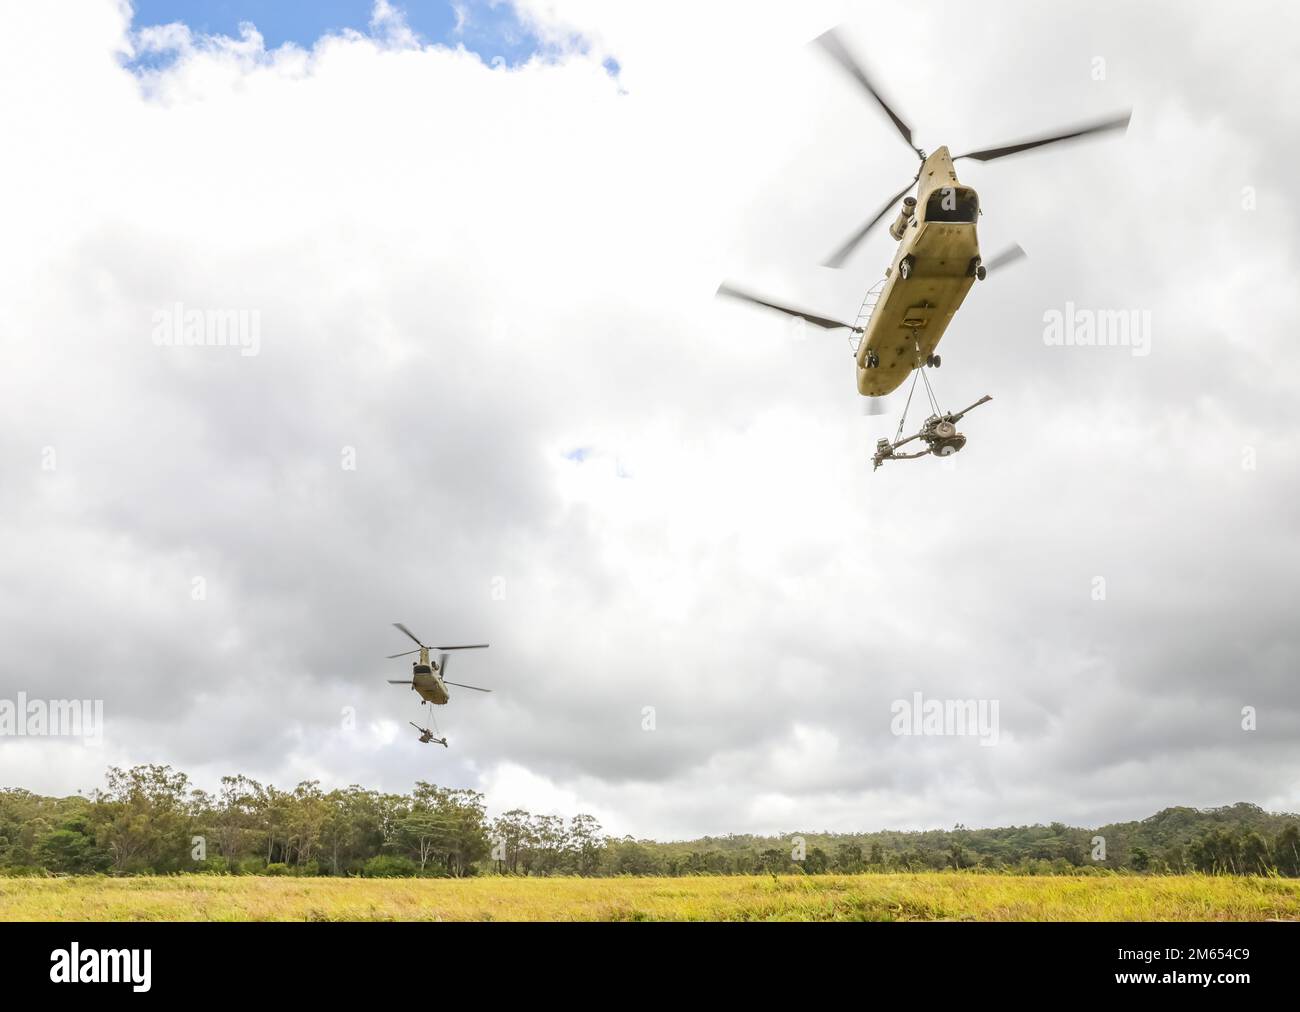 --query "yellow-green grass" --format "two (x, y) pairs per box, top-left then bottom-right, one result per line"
(3, 873), (1299, 922)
